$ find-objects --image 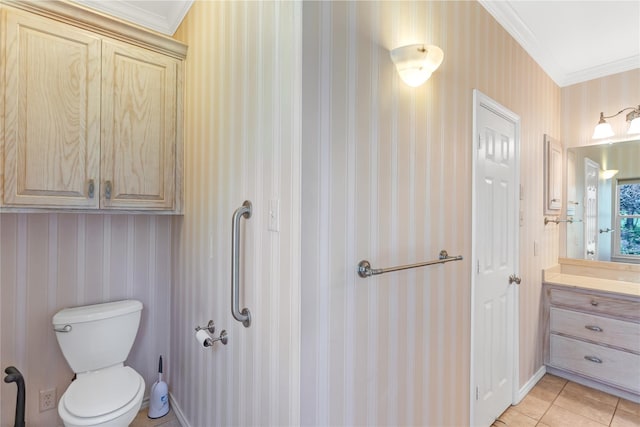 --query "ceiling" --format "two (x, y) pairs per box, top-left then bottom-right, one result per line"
(479, 0), (640, 87)
(73, 0), (639, 88)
